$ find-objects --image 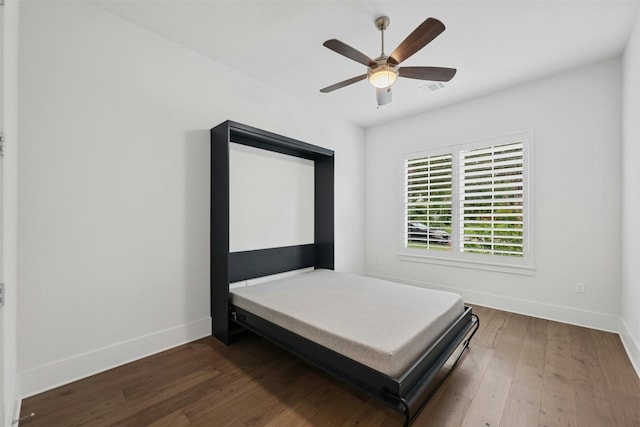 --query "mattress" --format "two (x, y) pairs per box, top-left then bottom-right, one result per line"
(230, 269), (464, 378)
